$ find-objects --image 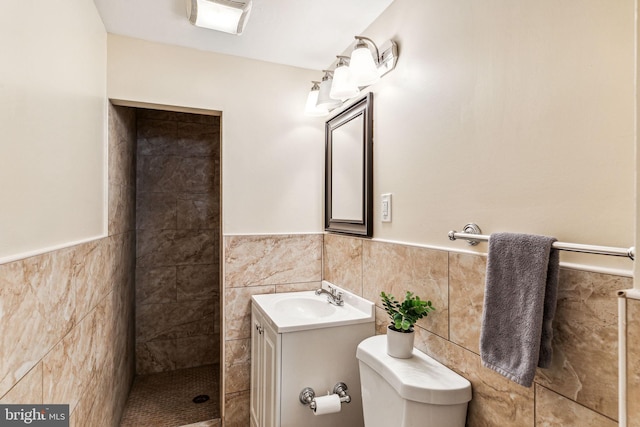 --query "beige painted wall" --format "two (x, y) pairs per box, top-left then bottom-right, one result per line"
(361, 0), (635, 272)
(106, 35), (324, 235)
(0, 0), (107, 263)
(109, 1), (635, 273)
